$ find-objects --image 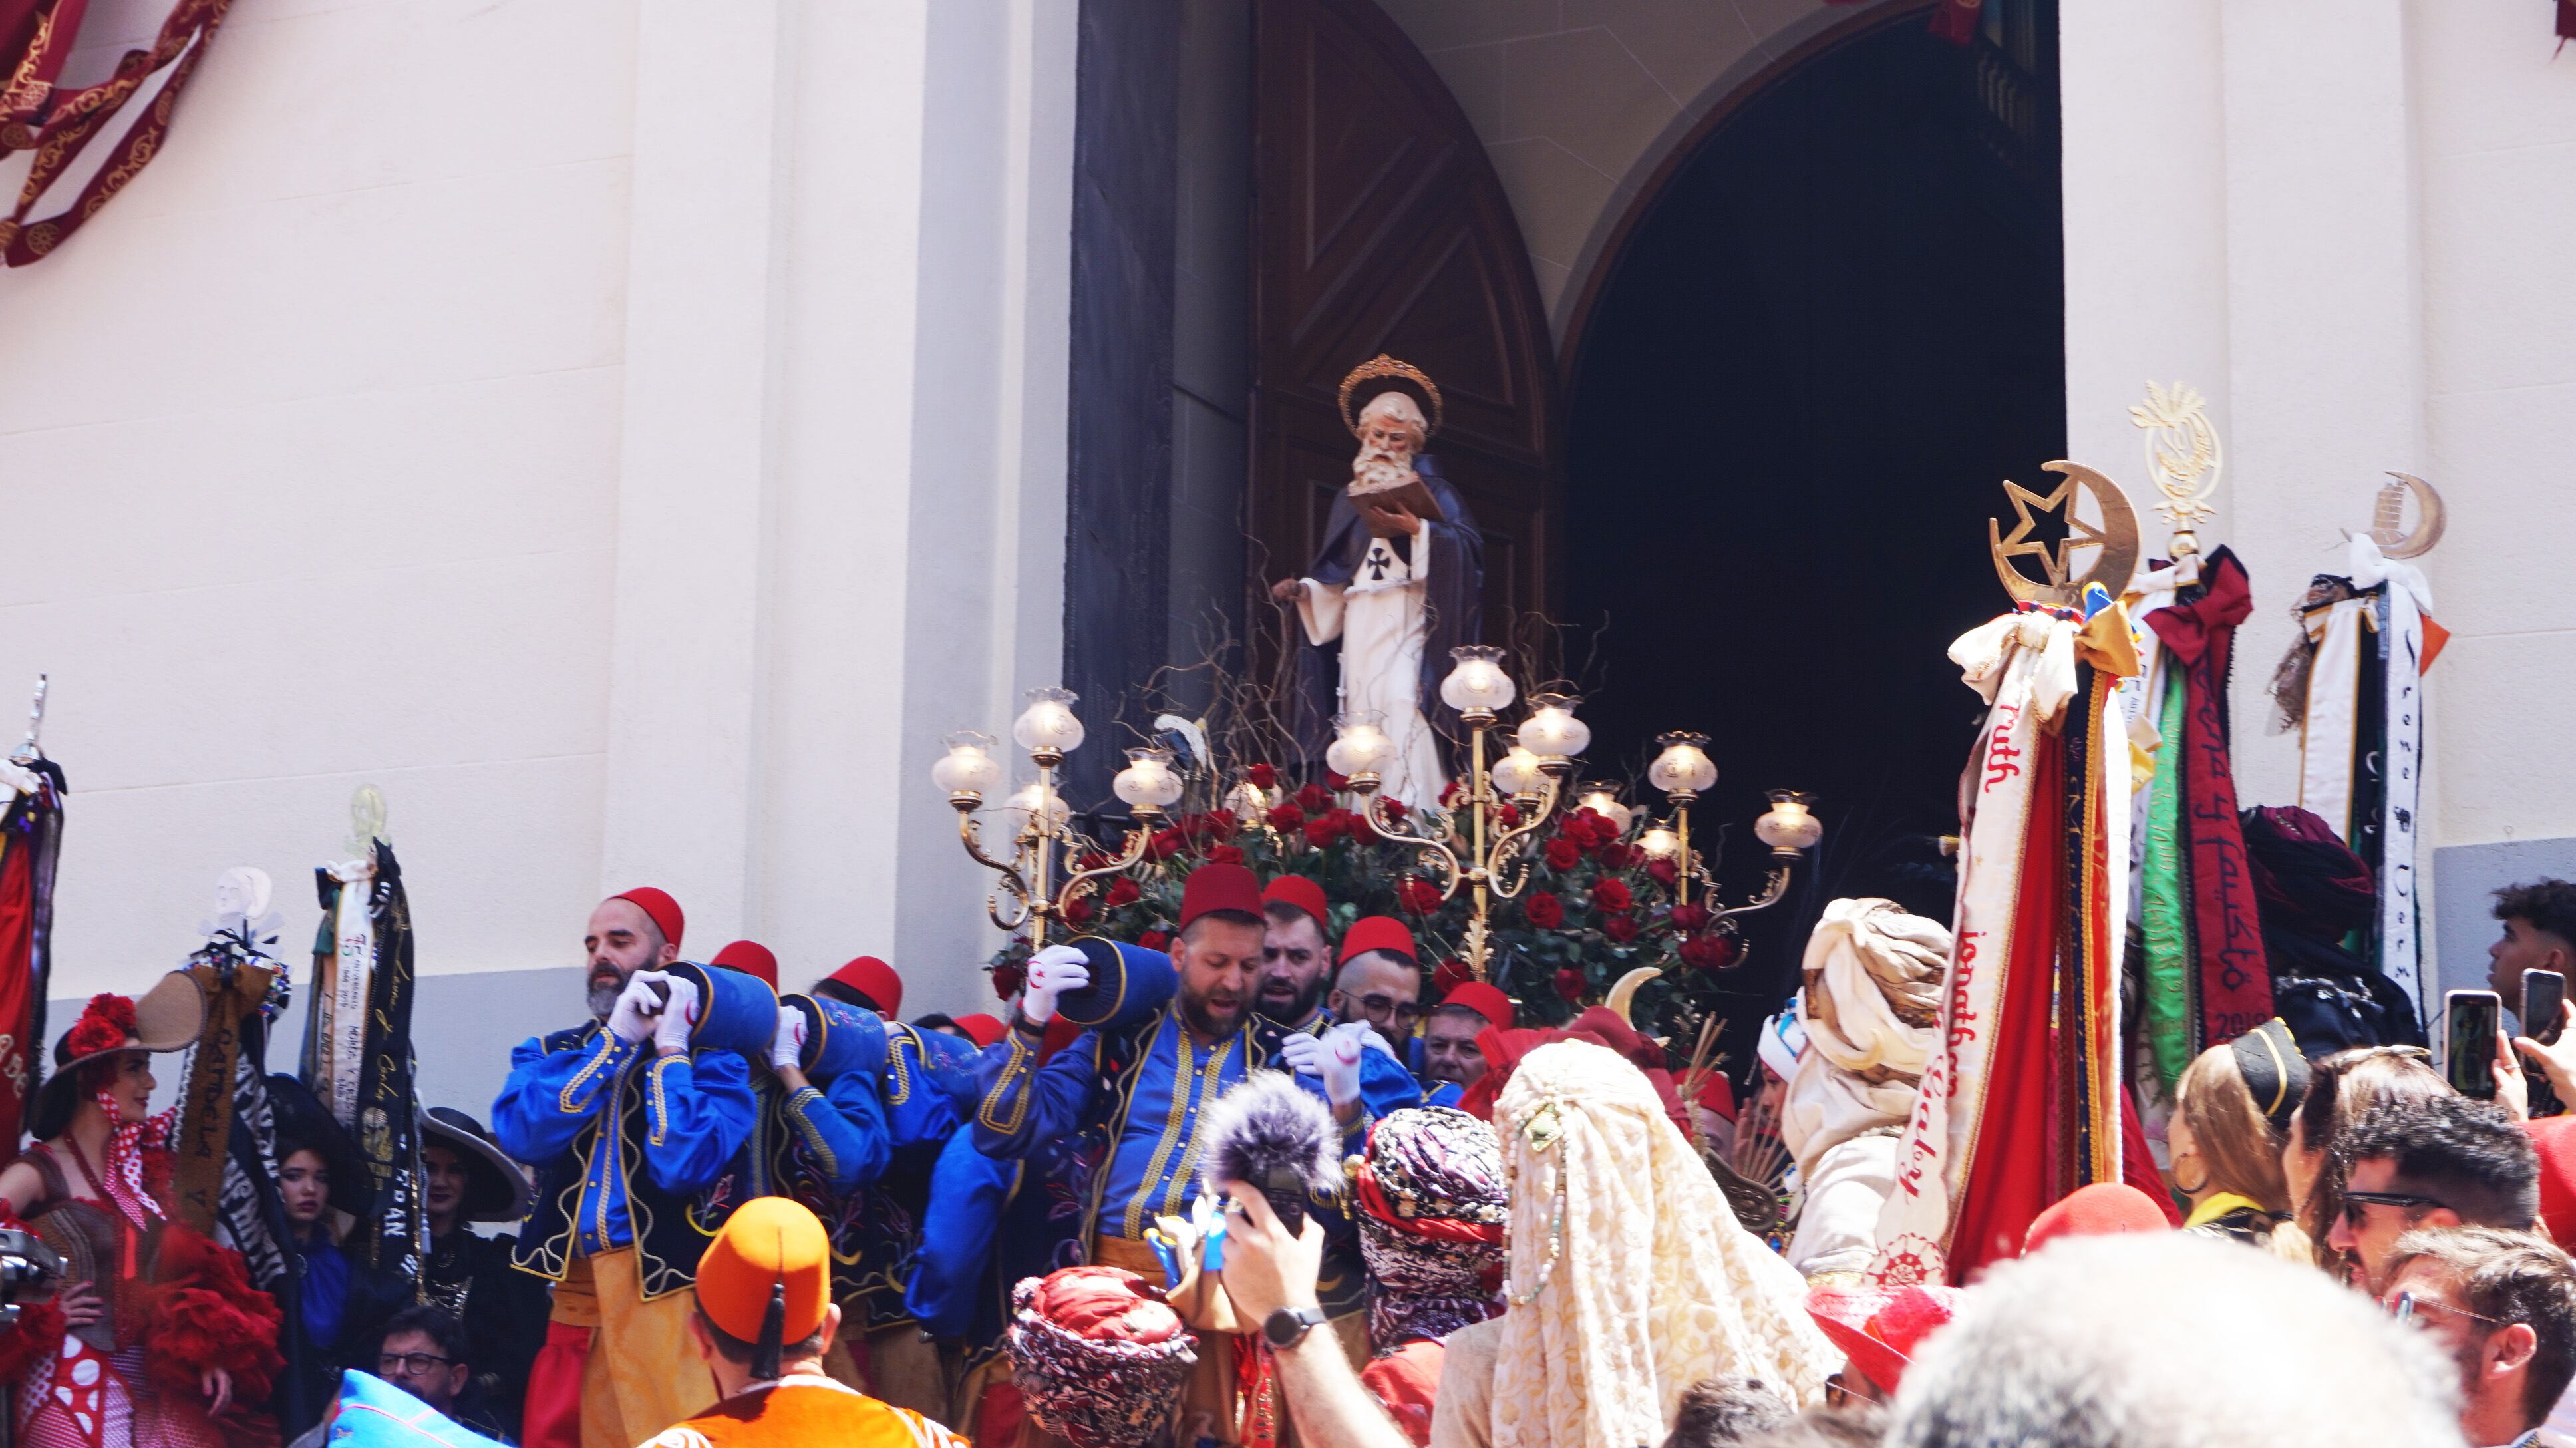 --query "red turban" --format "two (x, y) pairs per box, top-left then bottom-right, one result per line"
(610, 888), (685, 950)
